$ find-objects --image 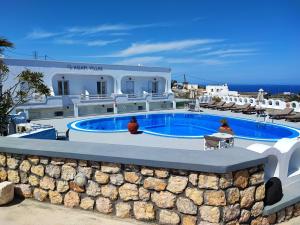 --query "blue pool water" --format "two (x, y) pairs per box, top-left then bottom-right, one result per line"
(68, 113), (300, 141)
